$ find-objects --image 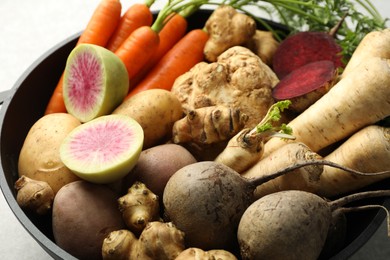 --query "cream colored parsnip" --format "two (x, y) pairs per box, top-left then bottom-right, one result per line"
(262, 56), (390, 157)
